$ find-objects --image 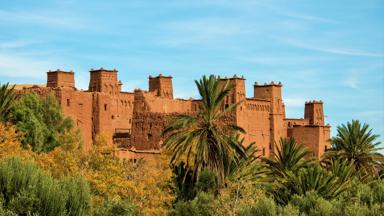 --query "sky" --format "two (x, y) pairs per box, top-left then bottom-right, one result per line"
(0, 0), (383, 146)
